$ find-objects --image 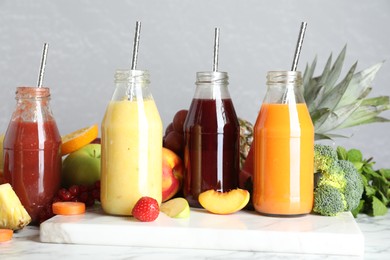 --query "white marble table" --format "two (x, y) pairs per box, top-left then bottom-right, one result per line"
(1, 210), (389, 260)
